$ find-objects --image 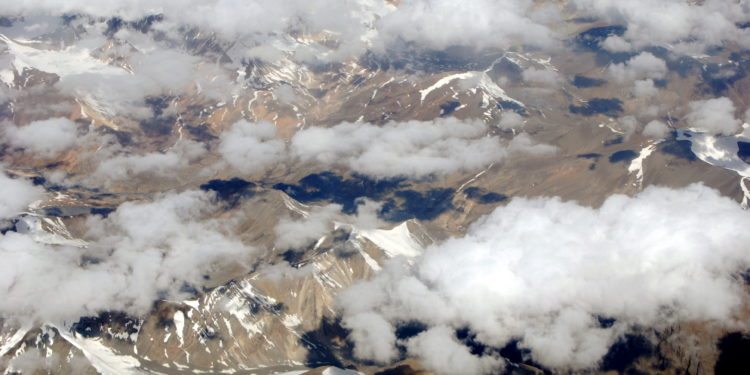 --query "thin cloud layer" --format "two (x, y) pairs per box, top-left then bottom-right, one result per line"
(338, 184), (750, 372)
